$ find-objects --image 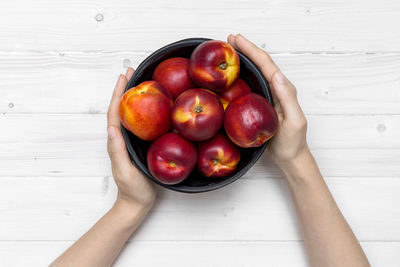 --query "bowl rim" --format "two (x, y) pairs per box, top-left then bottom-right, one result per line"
(121, 37), (271, 193)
